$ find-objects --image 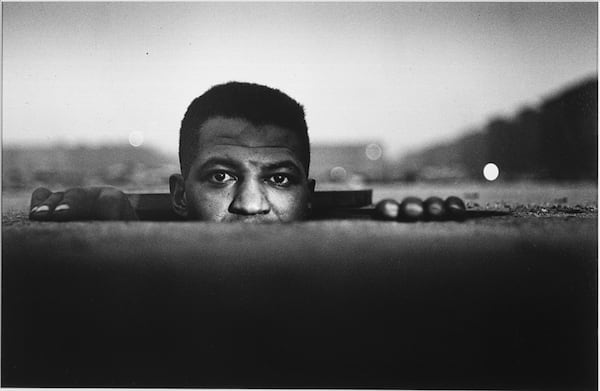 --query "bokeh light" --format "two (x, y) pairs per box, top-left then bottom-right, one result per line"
(330, 166), (348, 182)
(365, 143), (383, 161)
(128, 131), (144, 147)
(483, 163), (499, 181)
